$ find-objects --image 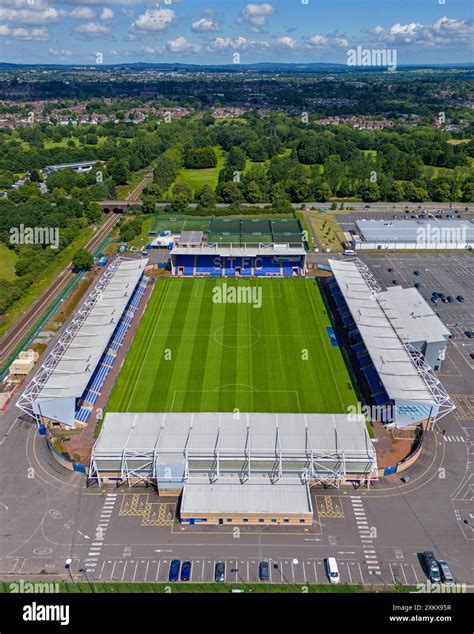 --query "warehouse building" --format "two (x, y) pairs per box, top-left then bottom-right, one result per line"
(353, 219), (474, 250)
(378, 286), (451, 371)
(90, 412), (377, 524)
